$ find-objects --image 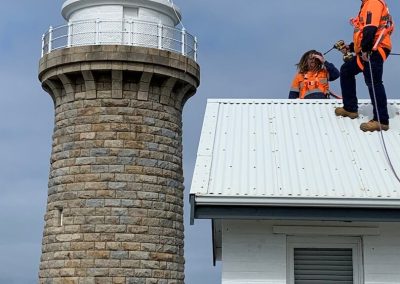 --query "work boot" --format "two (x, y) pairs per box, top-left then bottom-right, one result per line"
(360, 120), (389, 132)
(335, 107), (359, 119)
